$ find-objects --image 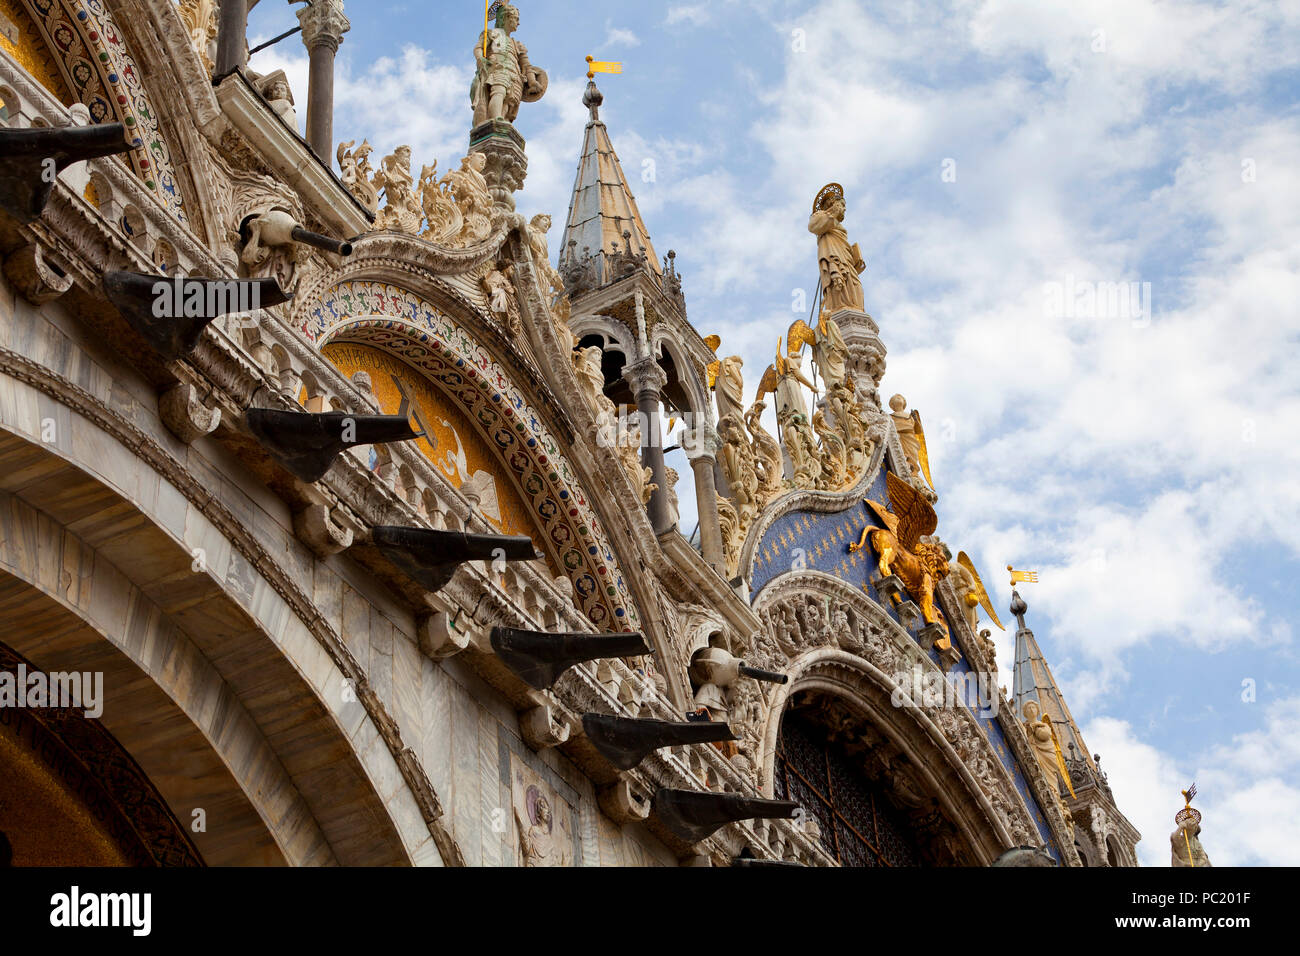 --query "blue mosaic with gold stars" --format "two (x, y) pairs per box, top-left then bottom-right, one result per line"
(749, 465), (1062, 859)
